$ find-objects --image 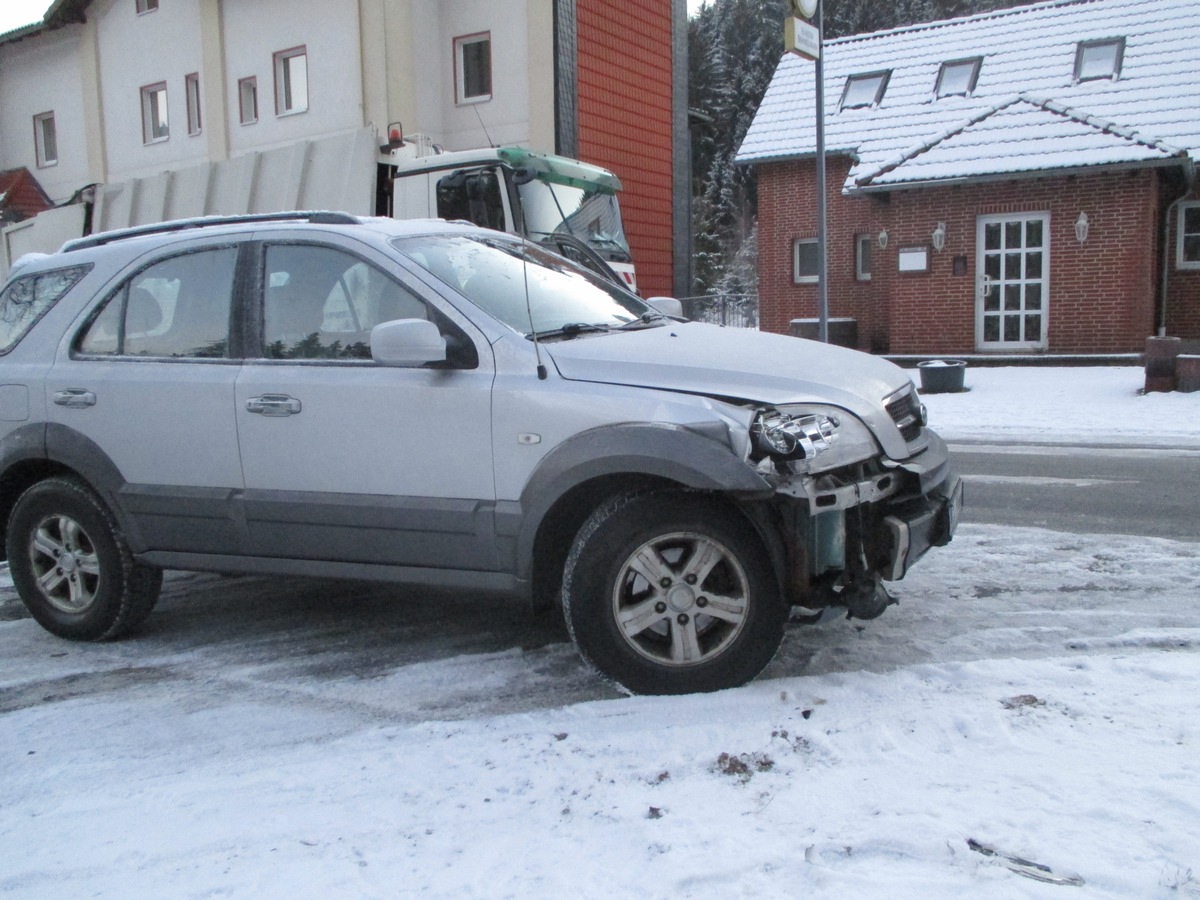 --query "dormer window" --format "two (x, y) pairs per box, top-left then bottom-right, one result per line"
(839, 71), (890, 110)
(935, 57), (982, 97)
(1074, 38), (1124, 82)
